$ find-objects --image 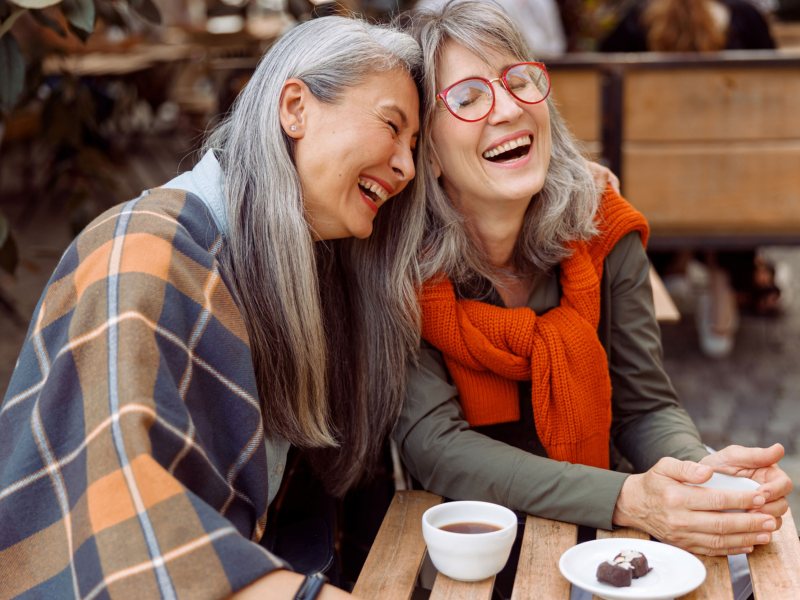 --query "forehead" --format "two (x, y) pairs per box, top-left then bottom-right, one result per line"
(436, 40), (518, 86)
(350, 68), (419, 126)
